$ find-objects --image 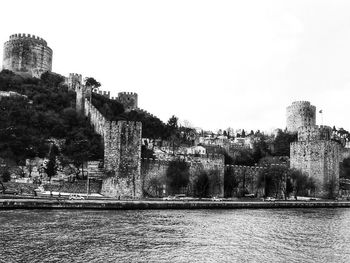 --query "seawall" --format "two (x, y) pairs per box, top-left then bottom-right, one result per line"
(1, 199), (350, 210)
